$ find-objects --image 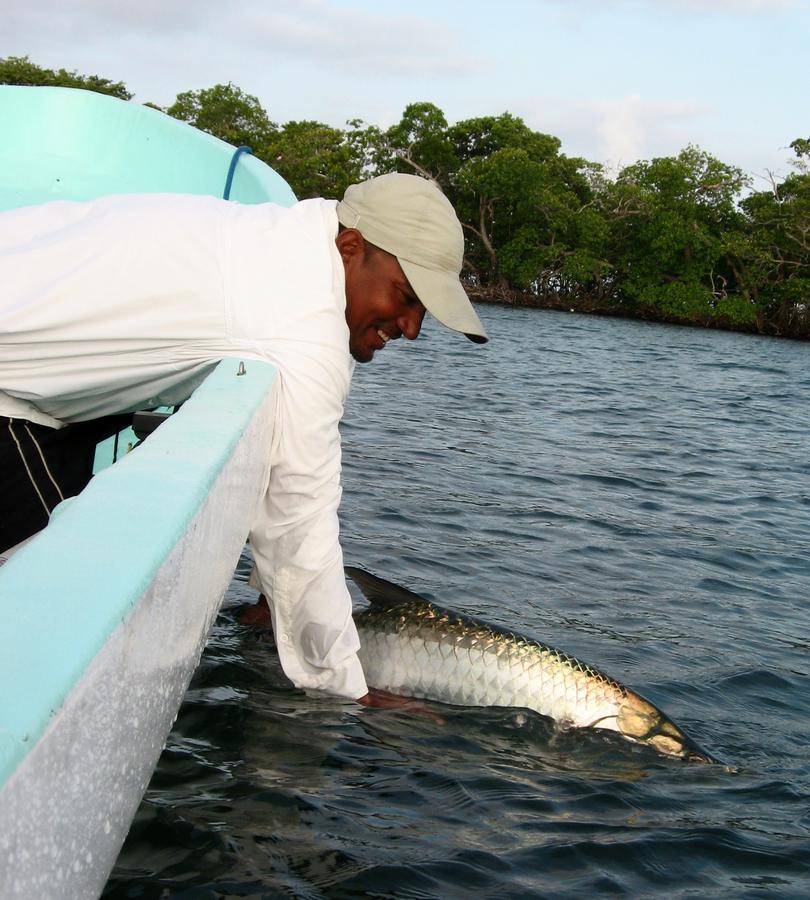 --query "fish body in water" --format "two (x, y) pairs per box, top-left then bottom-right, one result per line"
(347, 567), (715, 764)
